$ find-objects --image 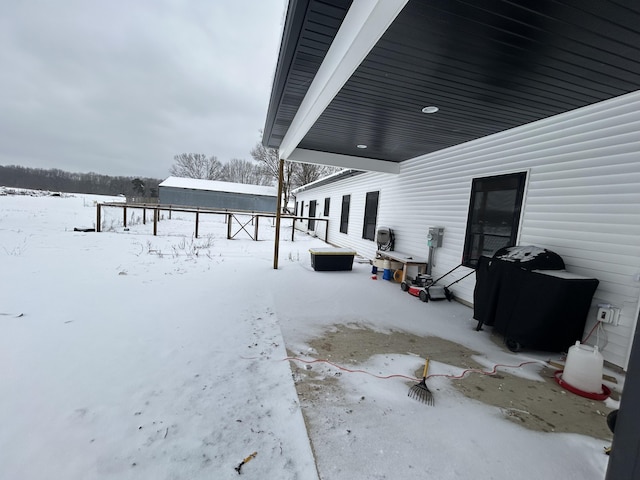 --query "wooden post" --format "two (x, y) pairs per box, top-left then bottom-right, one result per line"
(143, 208), (146, 225)
(273, 158), (284, 269)
(123, 206), (127, 228)
(169, 206), (172, 220)
(96, 204), (101, 232)
(227, 213), (232, 239)
(195, 211), (200, 239)
(153, 208), (158, 236)
(254, 215), (259, 241)
(291, 217), (295, 242)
